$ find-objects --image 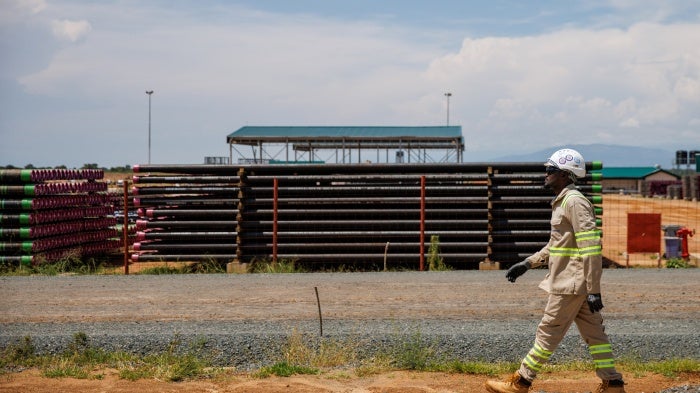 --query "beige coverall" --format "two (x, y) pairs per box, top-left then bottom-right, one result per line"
(518, 184), (623, 382)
